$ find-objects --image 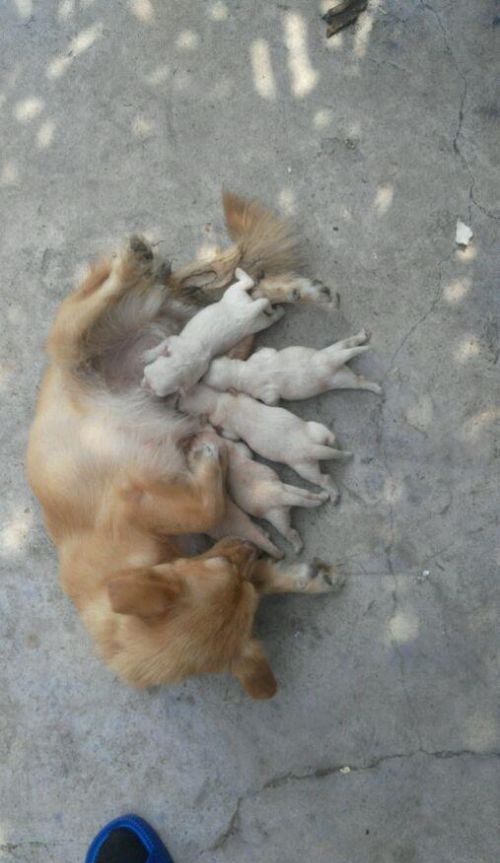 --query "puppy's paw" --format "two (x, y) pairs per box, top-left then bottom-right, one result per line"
(143, 339), (171, 364)
(307, 558), (346, 593)
(188, 430), (224, 468)
(258, 384), (280, 405)
(354, 328), (371, 345)
(287, 528), (304, 555)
